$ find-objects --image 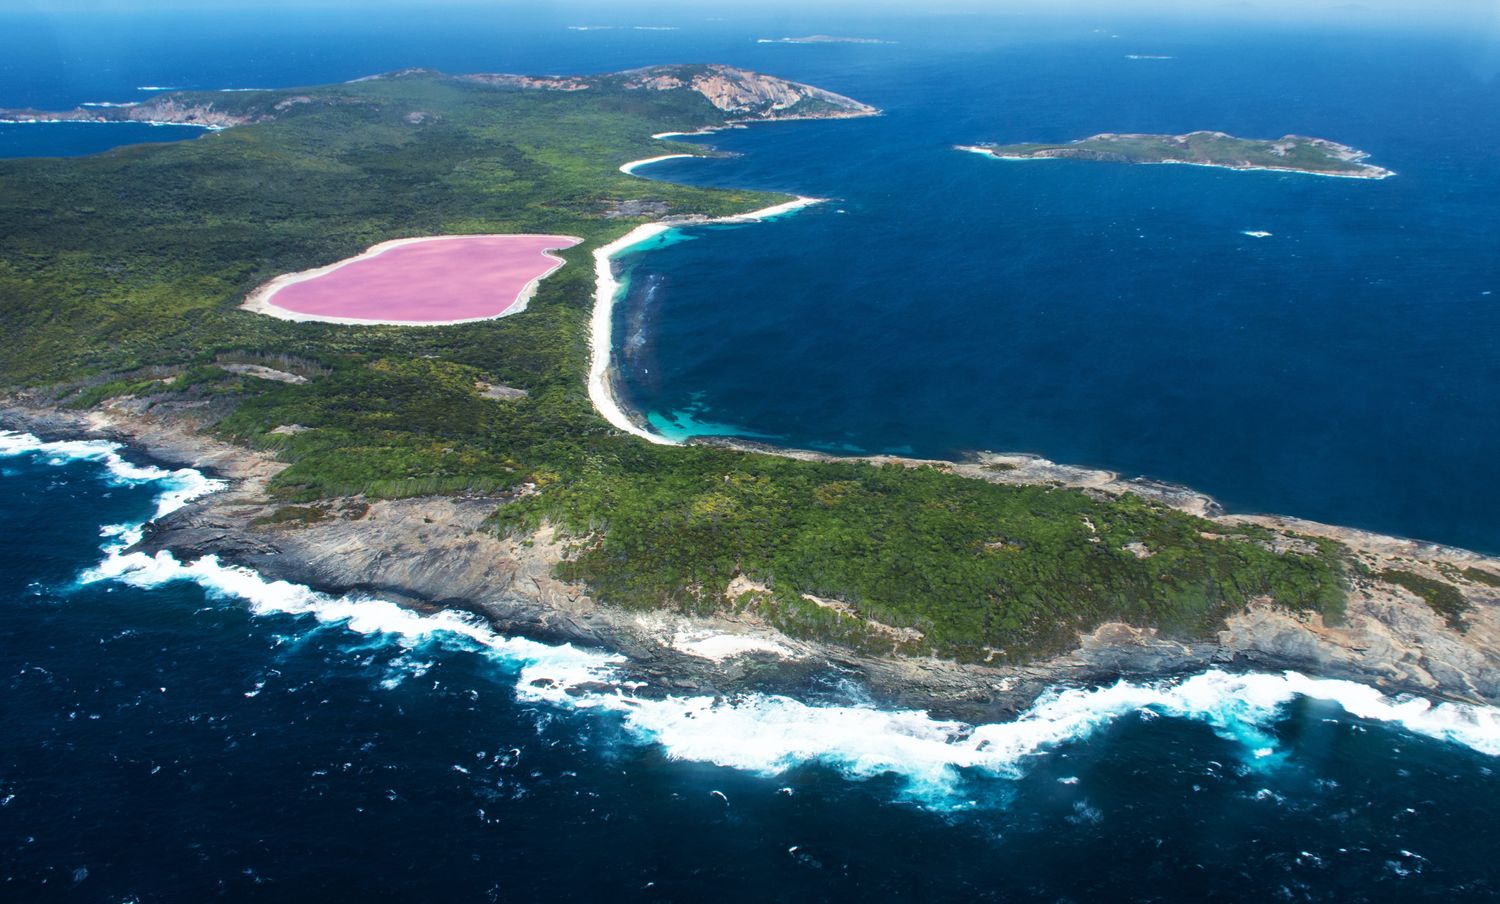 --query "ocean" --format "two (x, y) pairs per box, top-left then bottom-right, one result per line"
(607, 26), (1500, 555)
(3, 4), (1500, 899)
(4, 434), (1500, 900)
(5, 8), (1496, 548)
